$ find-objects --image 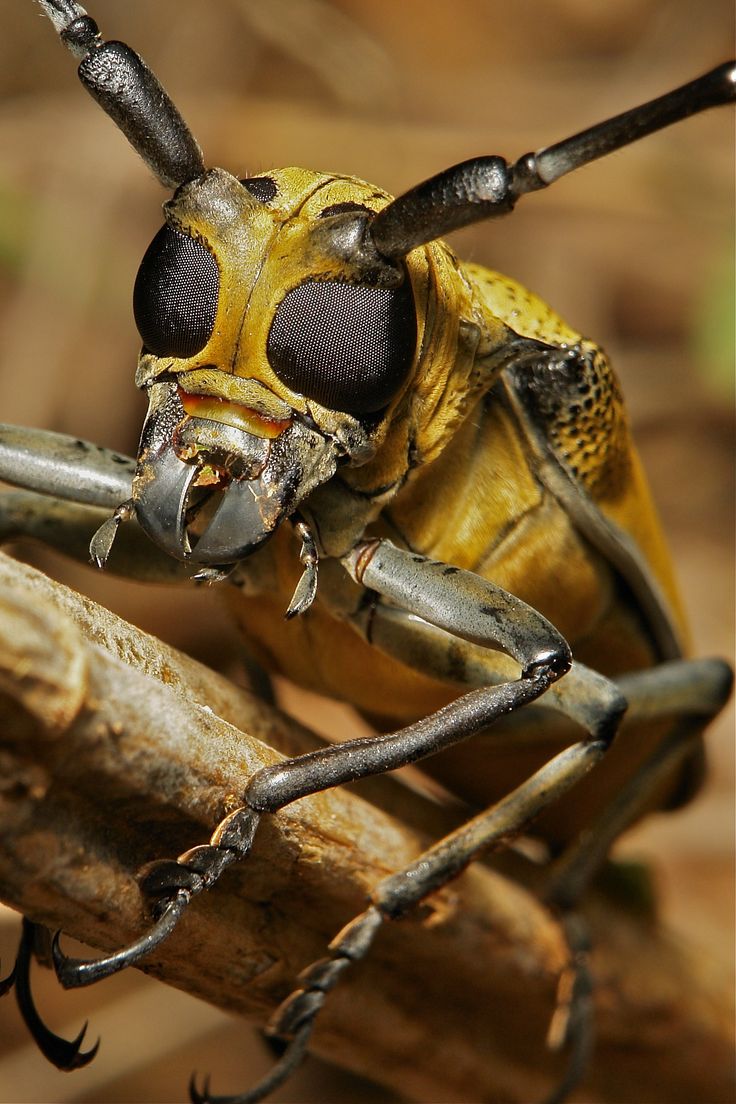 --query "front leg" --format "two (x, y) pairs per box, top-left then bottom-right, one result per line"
(0, 424), (134, 509)
(0, 424), (196, 581)
(184, 539), (624, 1104)
(51, 538), (577, 990)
